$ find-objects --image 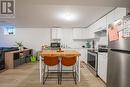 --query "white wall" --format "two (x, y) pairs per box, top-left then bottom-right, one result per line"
(0, 28), (51, 52)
